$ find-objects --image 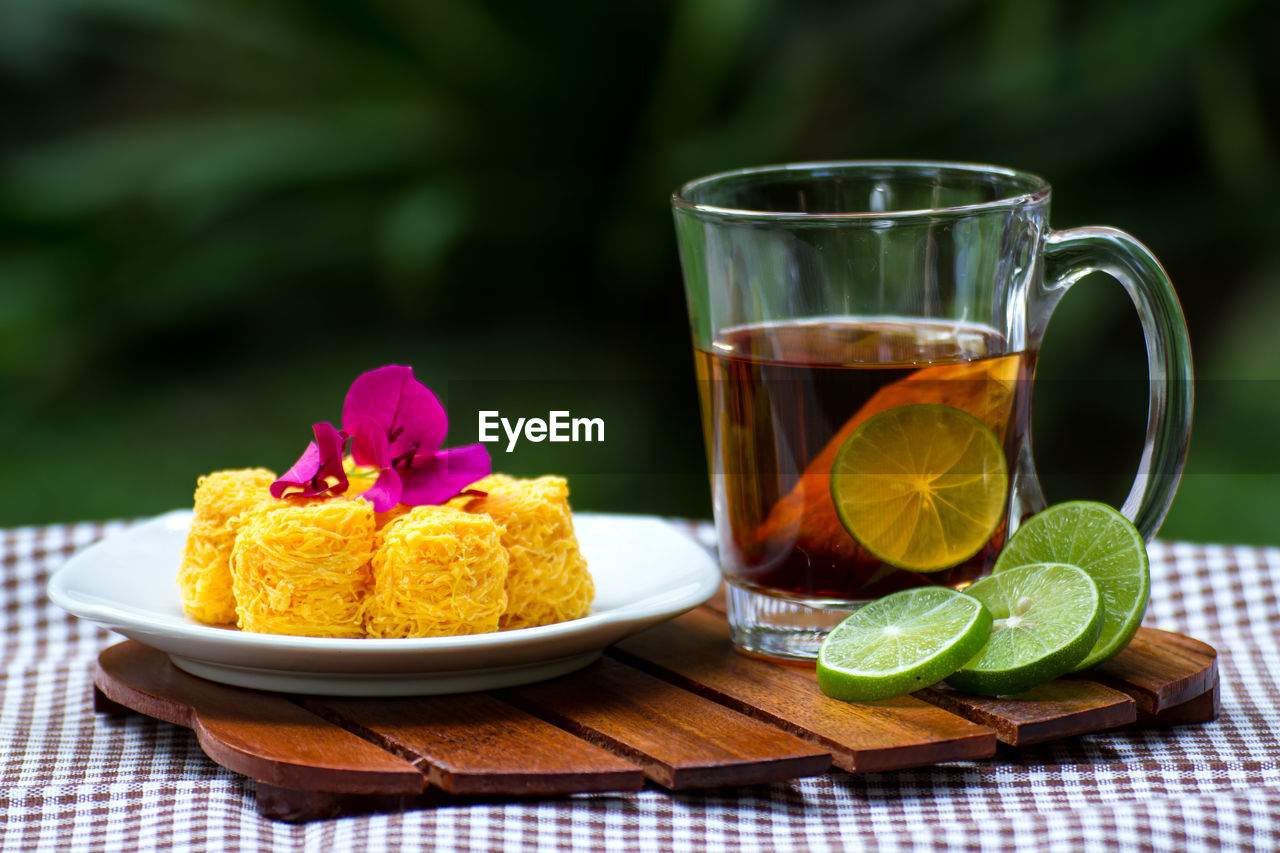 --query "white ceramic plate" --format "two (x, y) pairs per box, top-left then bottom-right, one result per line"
(48, 511), (720, 696)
